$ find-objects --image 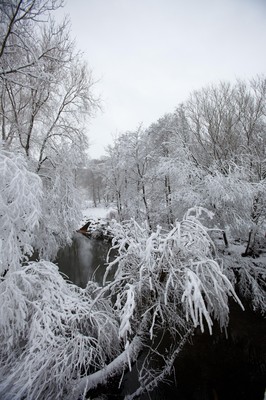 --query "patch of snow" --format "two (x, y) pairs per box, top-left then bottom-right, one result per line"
(82, 207), (108, 221)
